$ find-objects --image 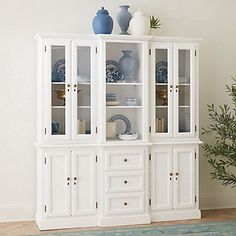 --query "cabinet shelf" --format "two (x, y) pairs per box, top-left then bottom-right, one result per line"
(156, 83), (168, 86)
(77, 82), (91, 85)
(179, 105), (190, 108)
(106, 106), (143, 109)
(77, 106), (91, 109)
(52, 106), (65, 109)
(156, 106), (168, 108)
(106, 82), (143, 86)
(52, 82), (65, 85)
